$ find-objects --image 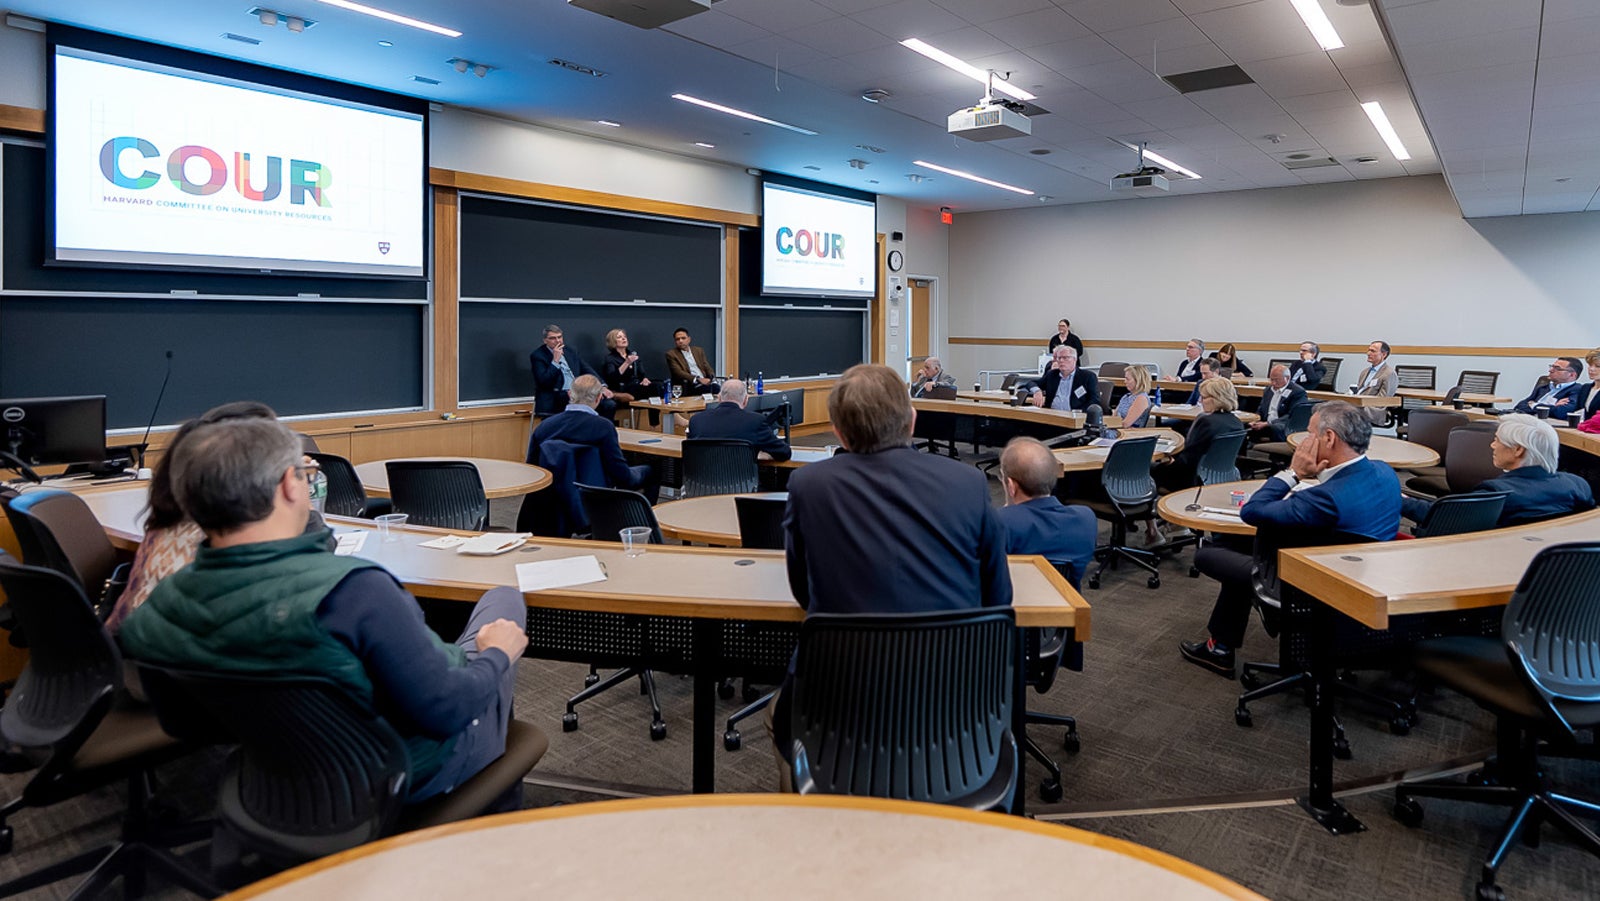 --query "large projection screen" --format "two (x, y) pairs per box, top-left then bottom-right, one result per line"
(760, 182), (875, 299)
